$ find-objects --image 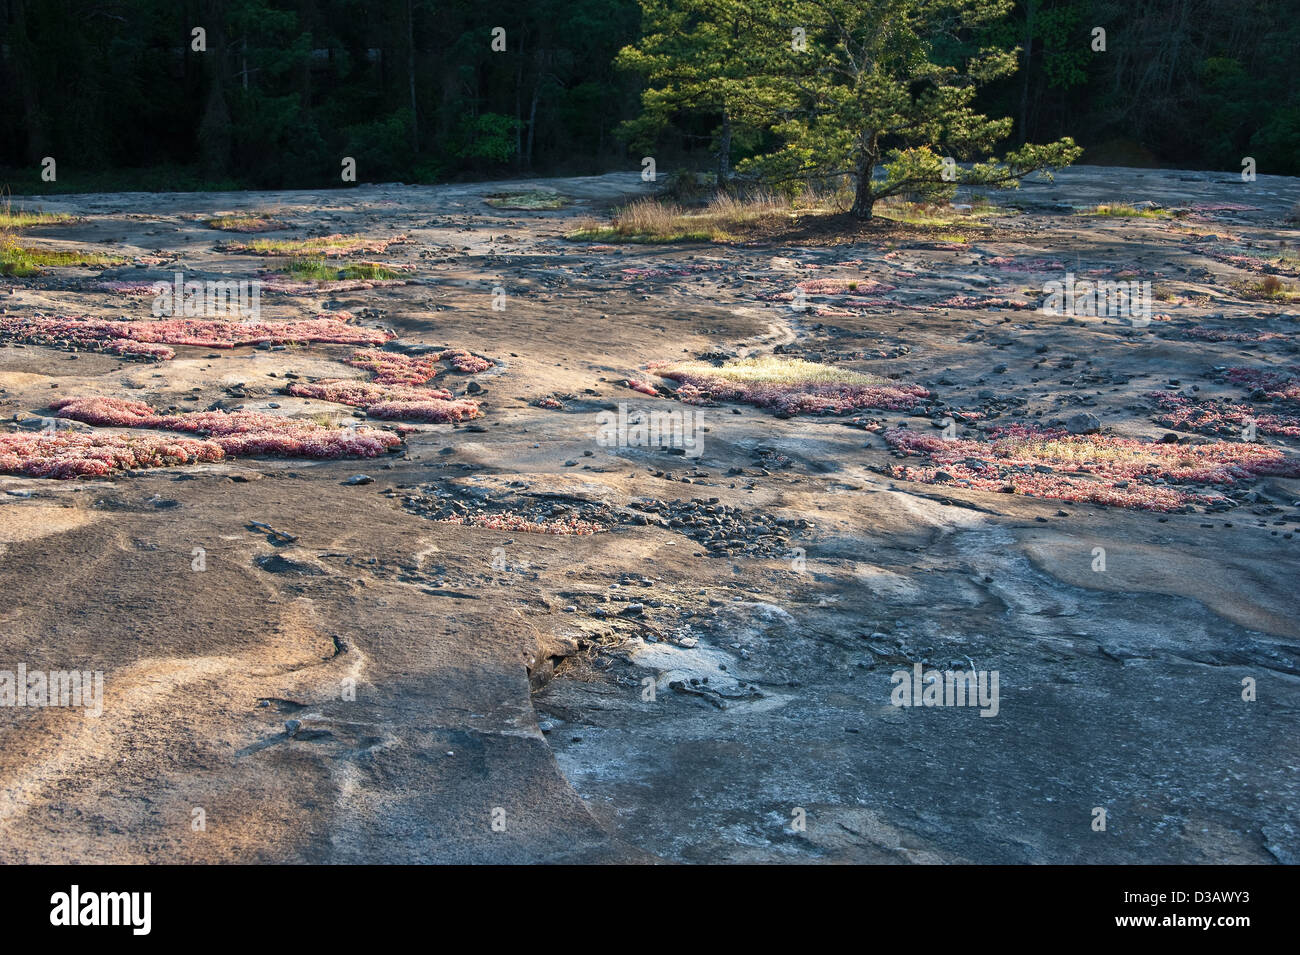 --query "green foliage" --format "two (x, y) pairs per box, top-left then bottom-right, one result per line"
(453, 114), (519, 164)
(0, 0), (1295, 191)
(343, 110), (415, 181)
(882, 148), (957, 204)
